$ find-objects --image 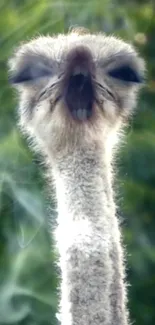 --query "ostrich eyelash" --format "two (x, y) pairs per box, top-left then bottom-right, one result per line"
(9, 63), (53, 84)
(108, 65), (143, 83)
